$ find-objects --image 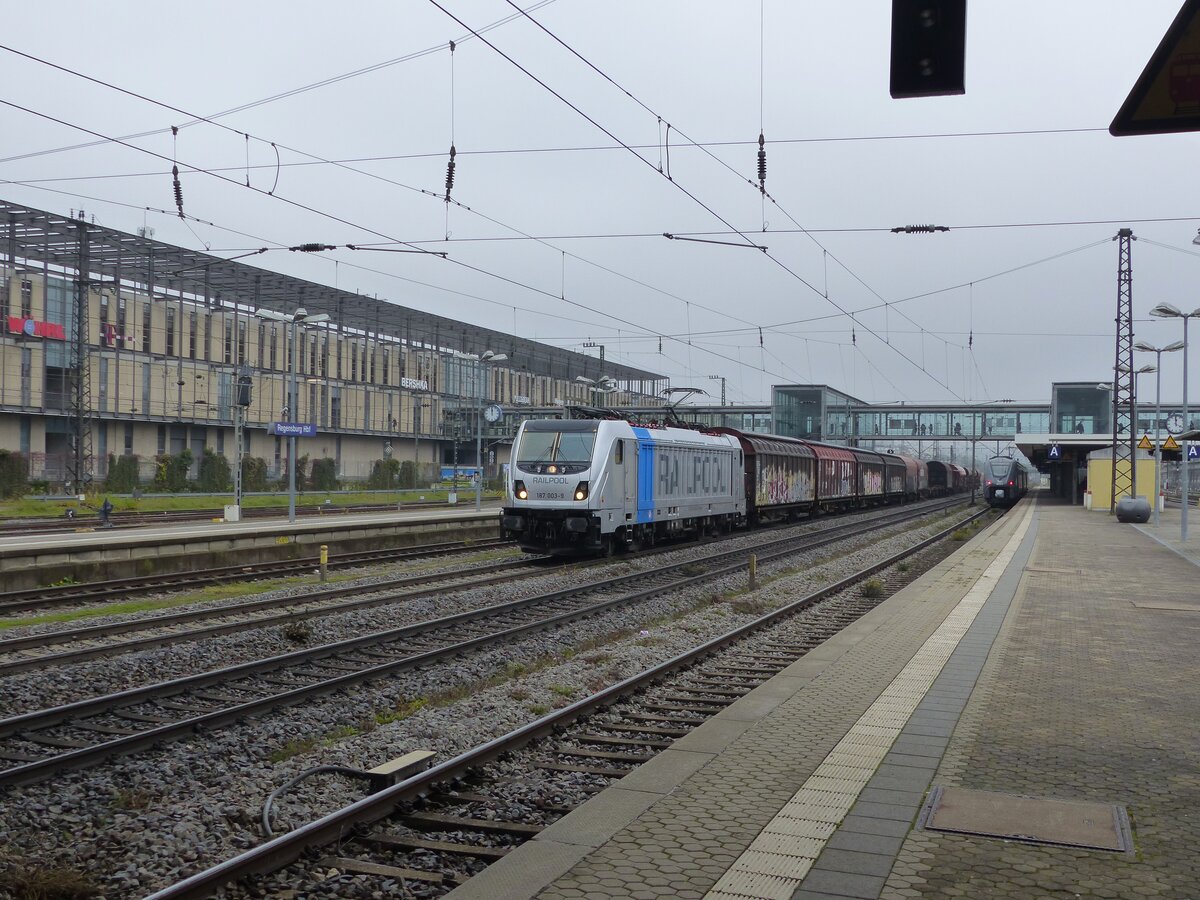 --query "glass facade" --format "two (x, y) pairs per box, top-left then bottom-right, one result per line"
(772, 385), (860, 441)
(1051, 383), (1112, 435)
